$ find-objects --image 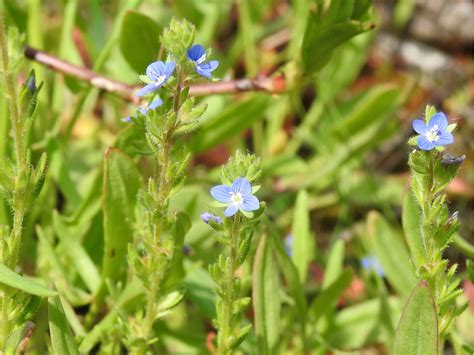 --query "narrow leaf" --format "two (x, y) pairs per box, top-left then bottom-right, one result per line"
(402, 192), (426, 266)
(190, 96), (270, 153)
(321, 239), (345, 289)
(313, 269), (352, 323)
(393, 280), (439, 355)
(101, 148), (142, 285)
(49, 294), (80, 355)
(0, 263), (56, 297)
(291, 190), (315, 283)
(253, 234), (281, 354)
(266, 220), (307, 329)
(367, 211), (417, 298)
